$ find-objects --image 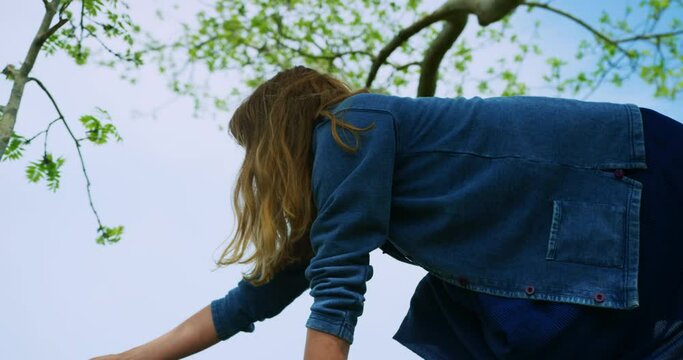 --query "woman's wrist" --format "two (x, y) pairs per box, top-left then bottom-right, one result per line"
(118, 347), (146, 360)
